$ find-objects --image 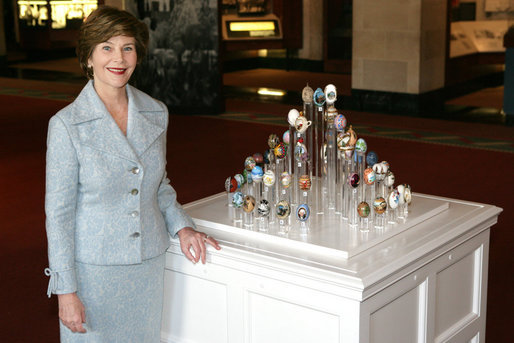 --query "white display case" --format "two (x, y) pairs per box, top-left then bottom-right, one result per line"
(162, 193), (501, 343)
